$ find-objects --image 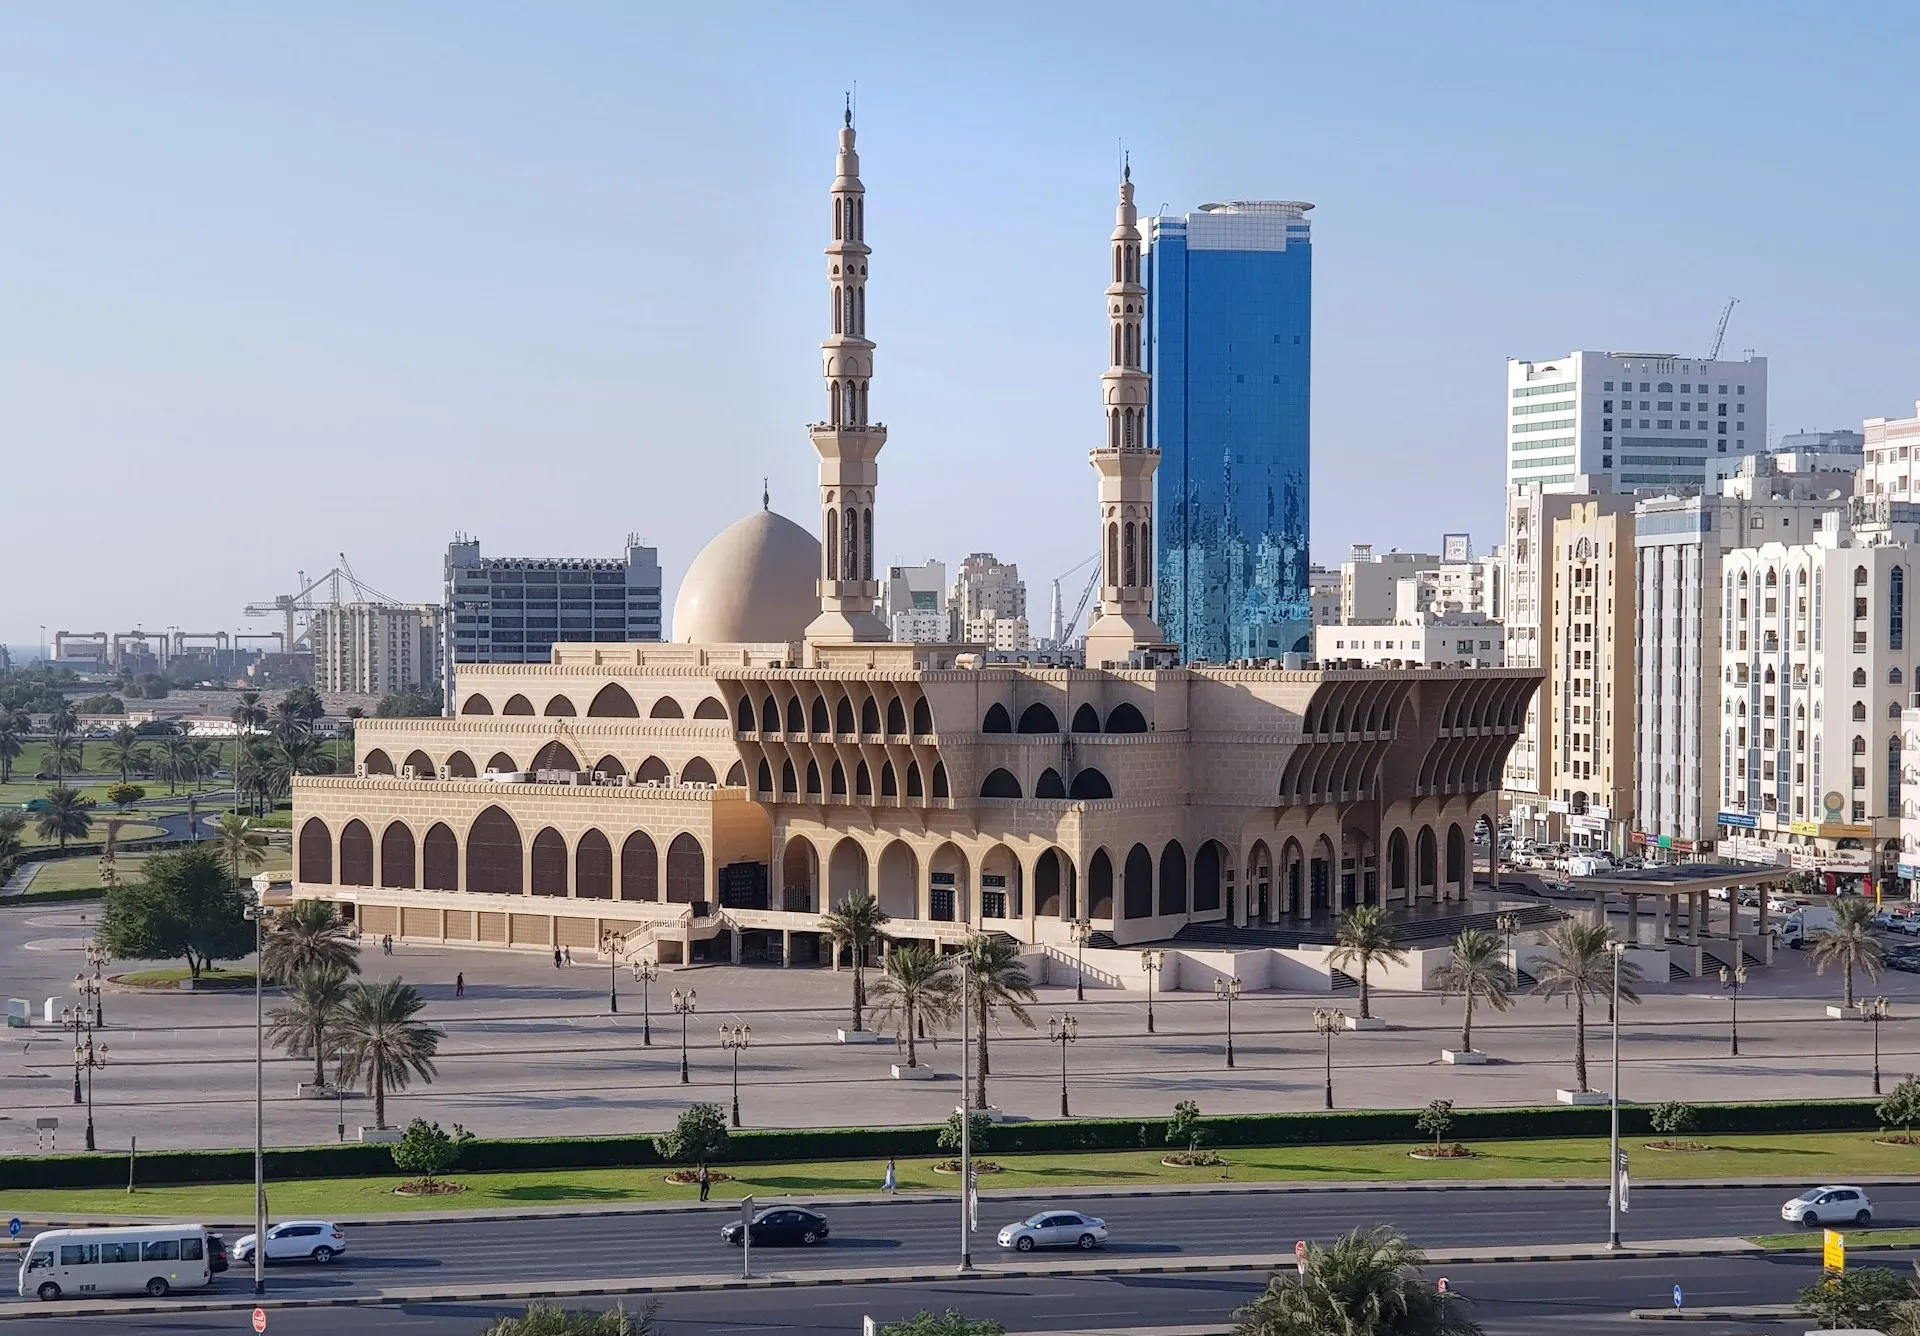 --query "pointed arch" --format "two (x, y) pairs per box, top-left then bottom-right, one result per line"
(885, 698), (906, 734)
(1017, 703), (1059, 733)
(649, 696), (685, 720)
(379, 822), (416, 889)
(666, 834), (705, 904)
(486, 752), (518, 774)
(880, 760), (898, 796)
(1071, 703), (1101, 733)
(576, 829), (613, 899)
(531, 740), (580, 773)
(1194, 841), (1225, 914)
(680, 756), (717, 786)
(756, 759), (774, 794)
(781, 758), (798, 794)
(1035, 767), (1066, 799)
(761, 695), (781, 733)
(363, 749), (394, 776)
(693, 696), (728, 721)
(982, 703), (1013, 733)
(503, 694), (535, 716)
(806, 759), (823, 794)
(979, 767), (1022, 798)
(812, 698), (831, 733)
(588, 683), (639, 717)
(543, 694), (577, 717)
(636, 756), (670, 784)
(1123, 844), (1154, 919)
(831, 760), (848, 795)
(1106, 702), (1148, 733)
(621, 832), (658, 901)
(423, 822), (458, 891)
(1068, 768), (1113, 800)
(861, 697), (881, 735)
(402, 750), (435, 779)
(906, 761), (924, 797)
(724, 760), (746, 787)
(1159, 840), (1188, 915)
(592, 754), (627, 780)
(855, 760), (873, 796)
(445, 750), (477, 779)
(460, 694), (494, 716)
(737, 696), (756, 731)
(298, 818), (333, 885)
(836, 696), (856, 734)
(1446, 824), (1466, 887)
(467, 806), (524, 896)
(826, 508), (841, 579)
(931, 762), (949, 799)
(1088, 848), (1115, 919)
(788, 697), (807, 733)
(531, 828), (568, 896)
(912, 698), (933, 734)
